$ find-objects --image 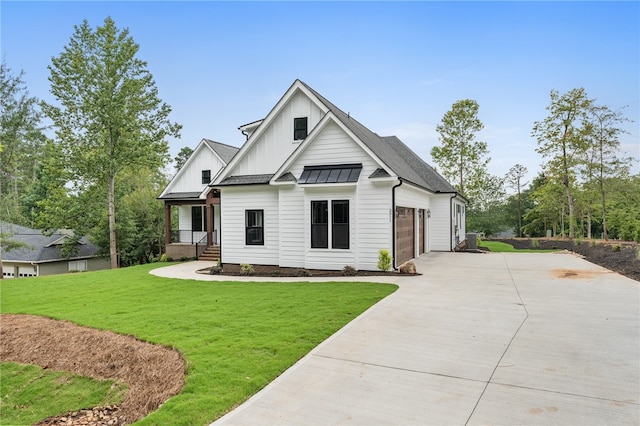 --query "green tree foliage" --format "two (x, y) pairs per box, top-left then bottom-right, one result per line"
(0, 61), (46, 225)
(505, 164), (528, 237)
(431, 99), (489, 197)
(174, 146), (193, 172)
(532, 88), (593, 238)
(42, 17), (181, 268)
